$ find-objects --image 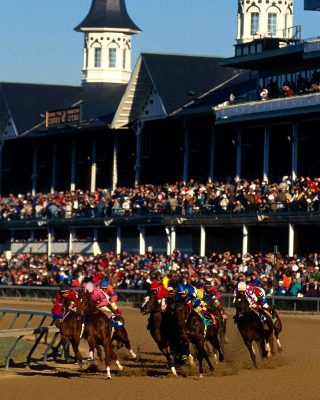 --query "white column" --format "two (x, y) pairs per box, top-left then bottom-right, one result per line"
(236, 131), (242, 181)
(139, 226), (146, 255)
(171, 226), (176, 254)
(51, 142), (57, 194)
(48, 228), (53, 256)
(112, 133), (118, 191)
(93, 228), (99, 256)
(183, 120), (189, 183)
(71, 140), (76, 192)
(165, 227), (171, 256)
(91, 138), (97, 193)
(31, 143), (38, 196)
(242, 224), (248, 256)
(263, 126), (270, 183)
(116, 225), (121, 255)
(292, 123), (299, 181)
(289, 223), (294, 257)
(134, 121), (144, 186)
(200, 225), (206, 258)
(208, 123), (215, 183)
(0, 141), (4, 197)
(69, 228), (74, 255)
